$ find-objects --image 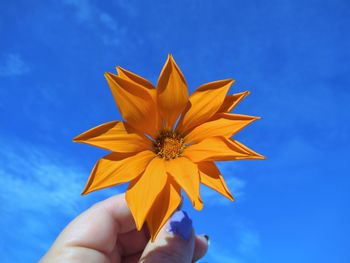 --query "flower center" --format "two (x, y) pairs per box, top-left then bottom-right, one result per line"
(153, 130), (185, 160)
